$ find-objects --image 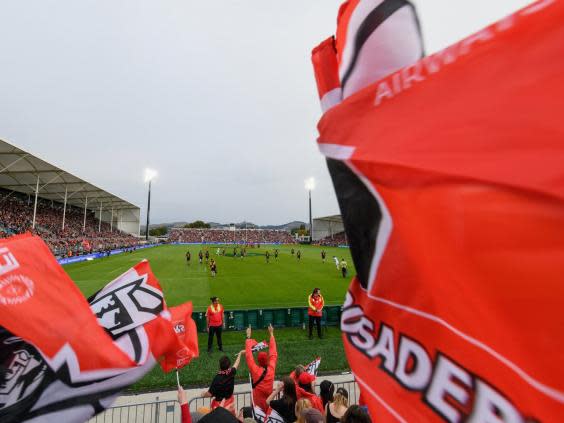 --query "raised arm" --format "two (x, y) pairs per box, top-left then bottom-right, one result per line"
(233, 350), (244, 369)
(267, 325), (278, 368)
(245, 326), (261, 374)
(266, 381), (283, 406)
